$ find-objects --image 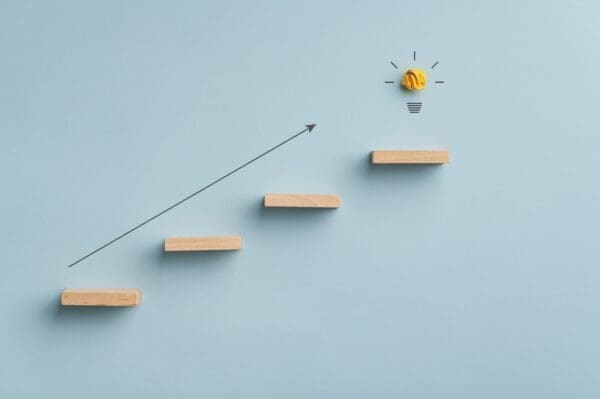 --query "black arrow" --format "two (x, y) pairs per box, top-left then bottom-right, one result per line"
(67, 123), (317, 268)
